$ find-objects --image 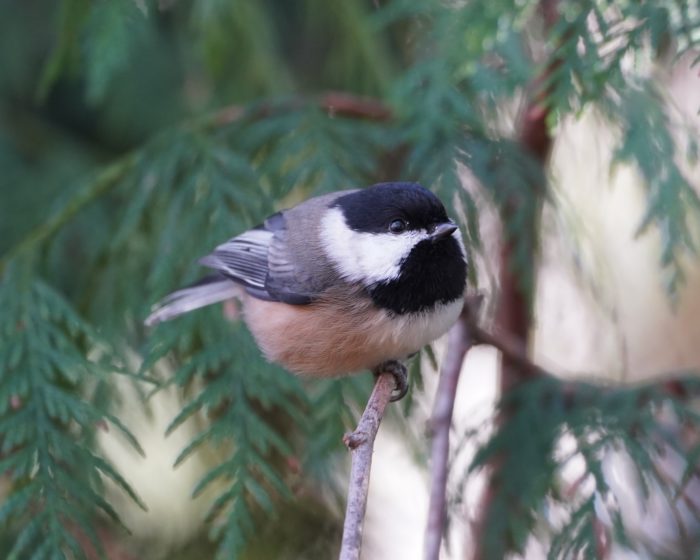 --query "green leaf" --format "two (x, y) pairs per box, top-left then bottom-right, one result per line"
(83, 0), (148, 104)
(35, 0), (91, 102)
(0, 269), (143, 559)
